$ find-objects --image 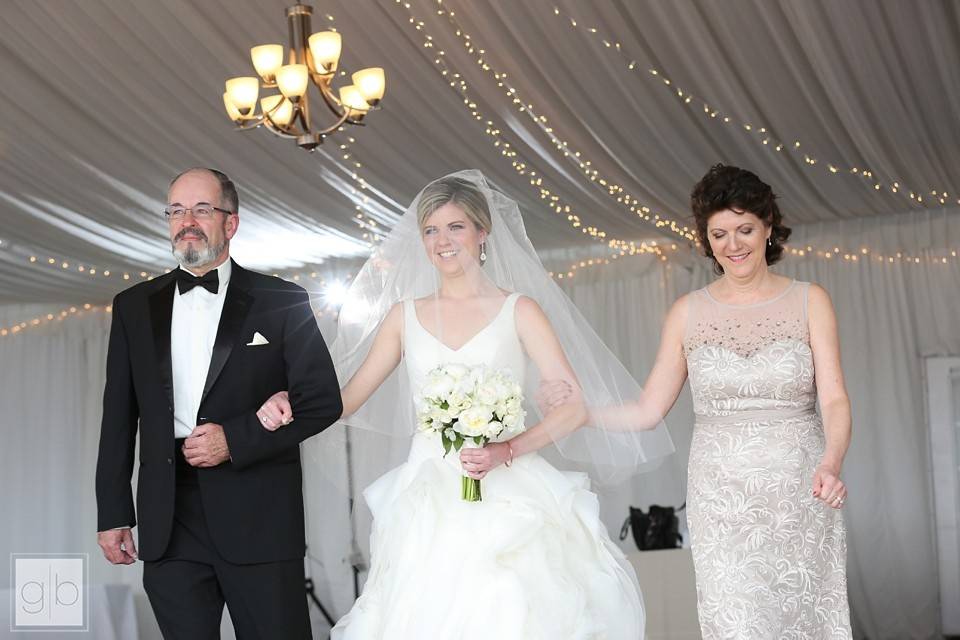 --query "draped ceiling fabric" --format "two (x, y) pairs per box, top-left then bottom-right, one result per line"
(0, 0), (958, 304)
(1, 1), (958, 639)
